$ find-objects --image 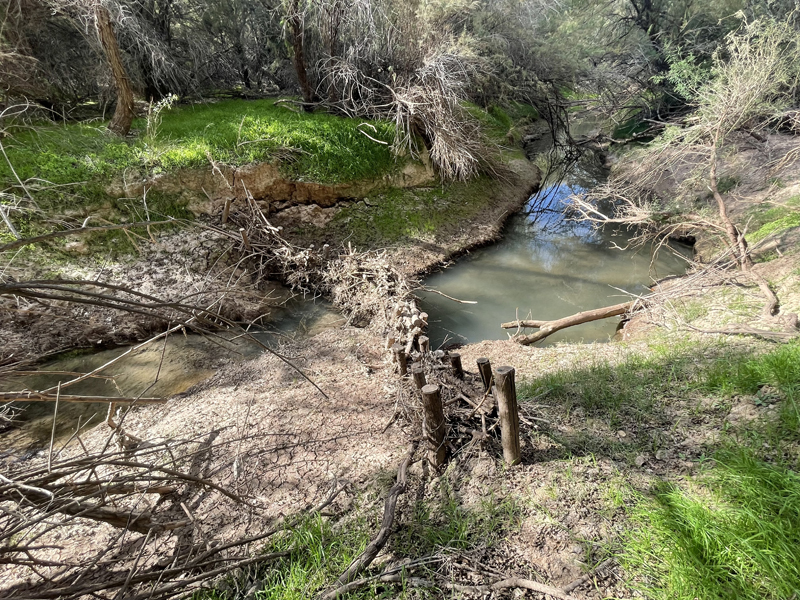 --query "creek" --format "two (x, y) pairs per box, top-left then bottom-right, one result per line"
(0, 293), (343, 456)
(2, 133), (690, 454)
(417, 153), (691, 348)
